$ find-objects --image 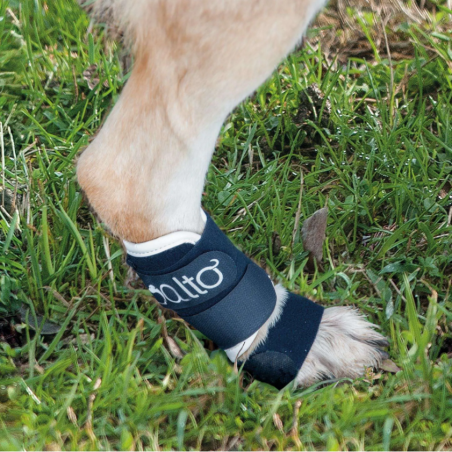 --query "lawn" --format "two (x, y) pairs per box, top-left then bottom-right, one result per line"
(0, 0), (451, 450)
